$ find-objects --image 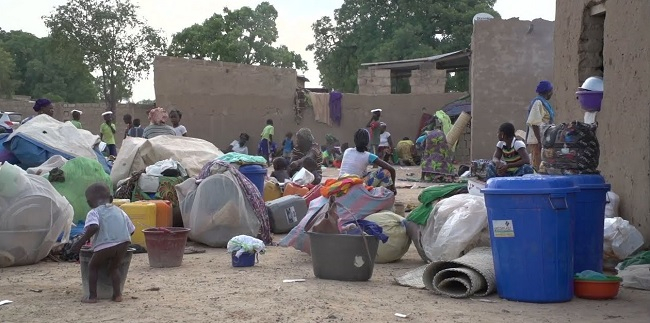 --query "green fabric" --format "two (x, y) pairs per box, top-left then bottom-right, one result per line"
(47, 157), (113, 223)
(100, 122), (116, 145)
(217, 152), (267, 165)
(70, 120), (82, 129)
(435, 110), (453, 136)
(618, 251), (650, 271)
(406, 183), (468, 225)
